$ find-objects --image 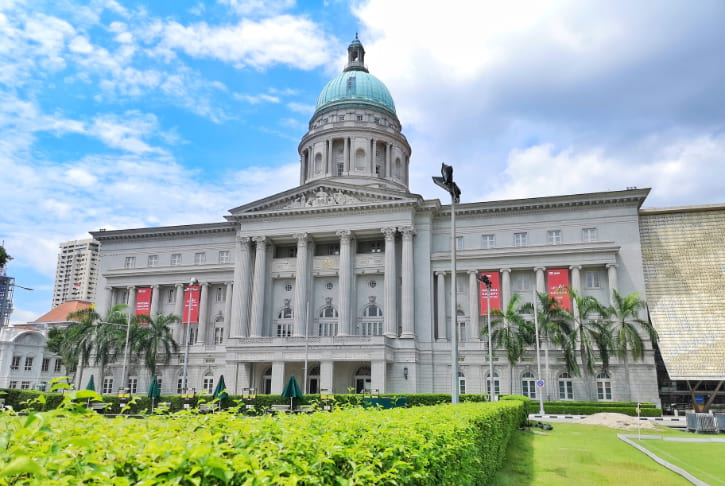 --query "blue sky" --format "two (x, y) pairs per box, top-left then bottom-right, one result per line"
(3, 0), (725, 323)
